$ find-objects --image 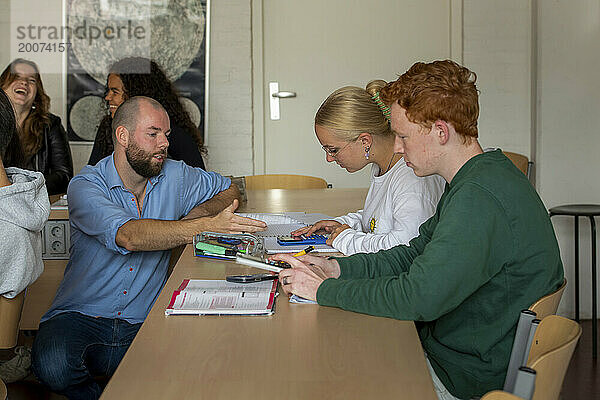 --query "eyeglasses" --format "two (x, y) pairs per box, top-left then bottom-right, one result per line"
(322, 140), (354, 158)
